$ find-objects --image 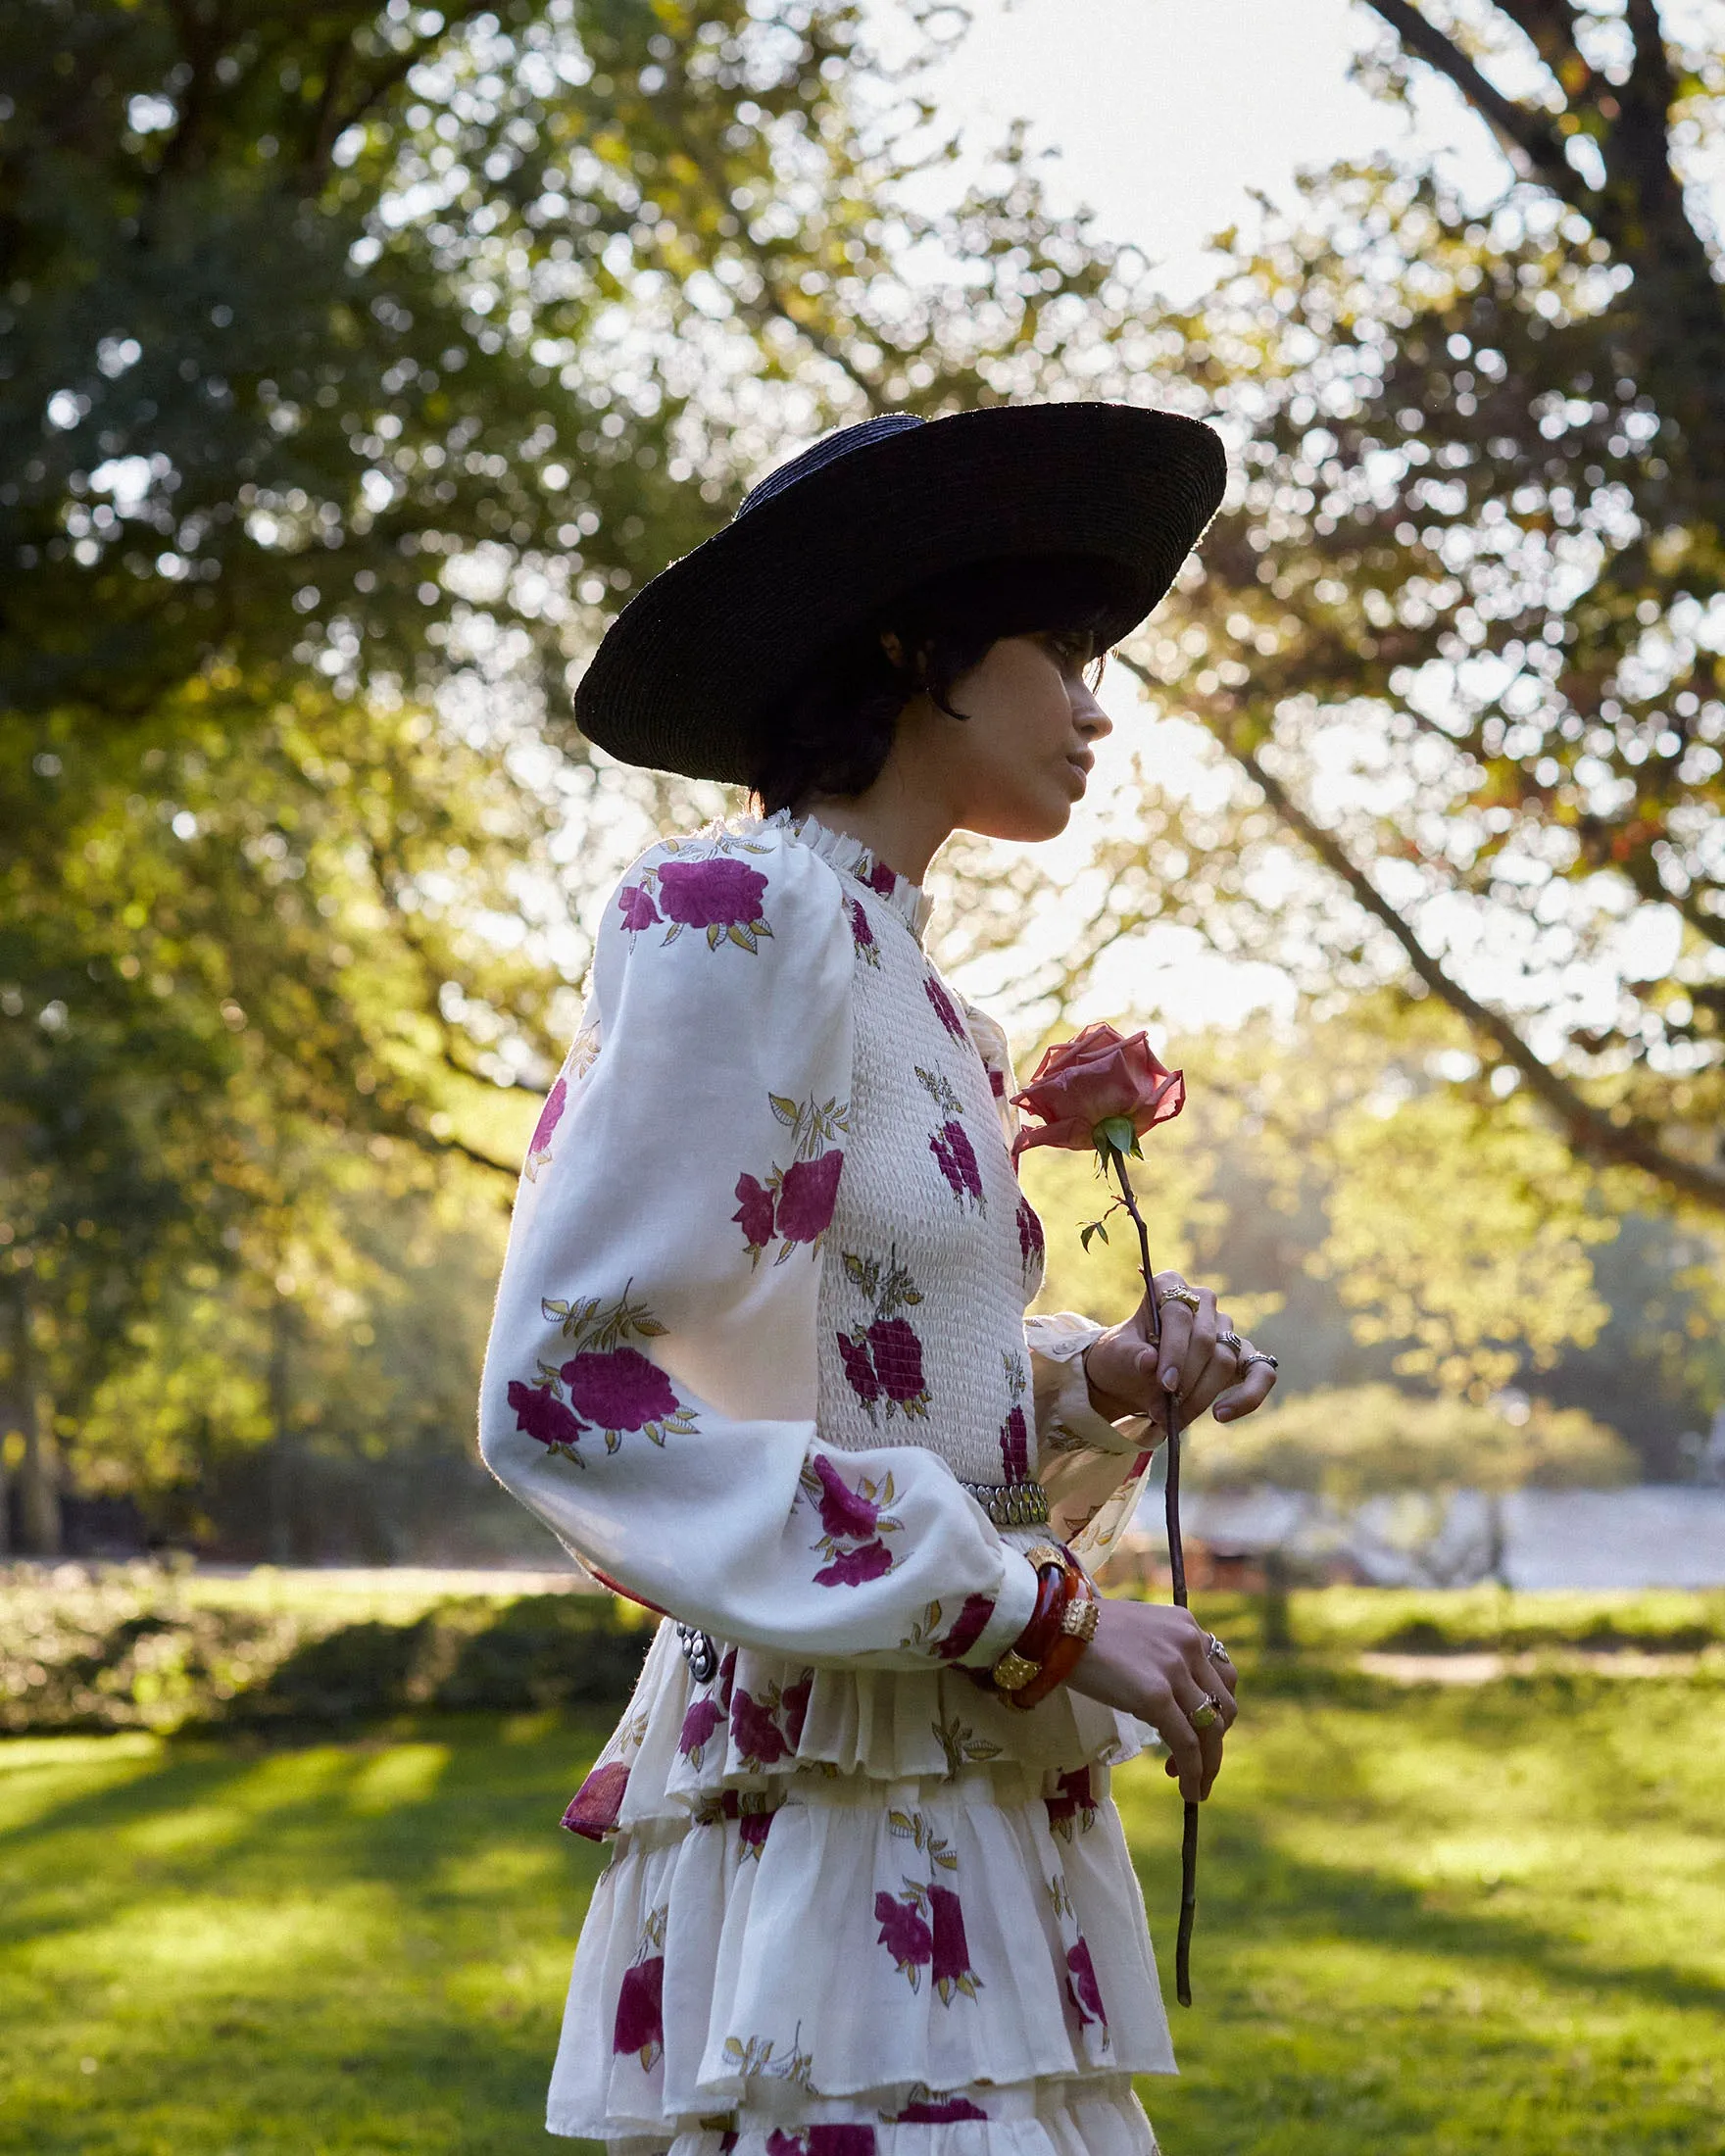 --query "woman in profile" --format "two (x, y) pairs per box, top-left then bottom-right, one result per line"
(480, 405), (1277, 2155)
